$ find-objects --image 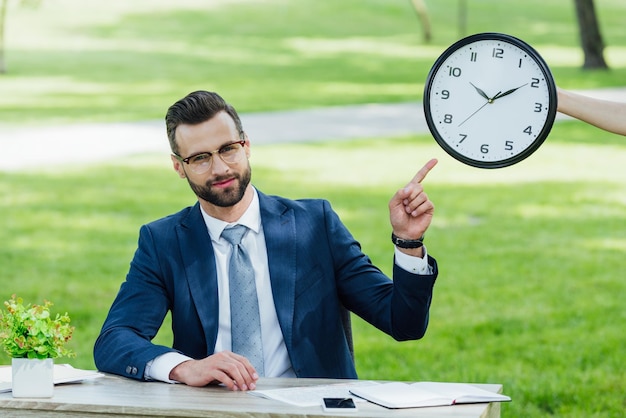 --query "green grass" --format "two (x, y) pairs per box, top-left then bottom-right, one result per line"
(1, 0), (625, 124)
(2, 120), (625, 417)
(1, 1), (625, 416)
